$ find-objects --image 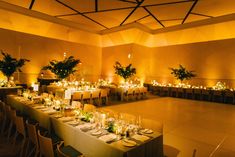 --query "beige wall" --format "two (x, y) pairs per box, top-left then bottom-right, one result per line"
(102, 39), (235, 87)
(0, 28), (102, 84)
